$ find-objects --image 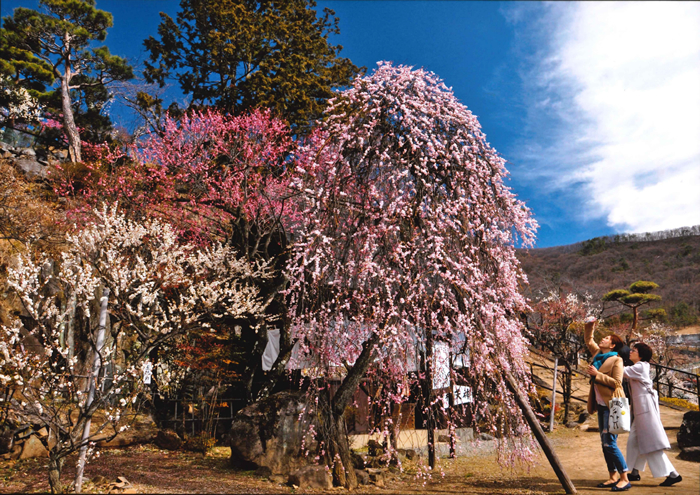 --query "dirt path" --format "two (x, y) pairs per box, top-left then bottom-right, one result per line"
(375, 404), (696, 495)
(508, 350), (700, 495)
(2, 409), (695, 495)
(512, 411), (697, 495)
